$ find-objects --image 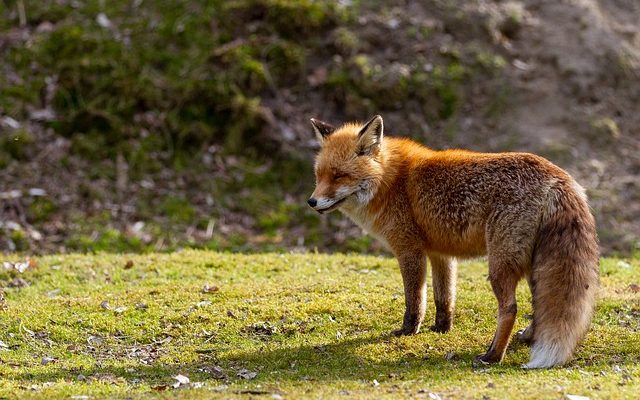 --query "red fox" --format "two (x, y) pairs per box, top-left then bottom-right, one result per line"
(307, 115), (599, 368)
